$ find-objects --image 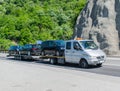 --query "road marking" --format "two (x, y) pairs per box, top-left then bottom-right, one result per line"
(107, 57), (120, 61)
(104, 63), (120, 67)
